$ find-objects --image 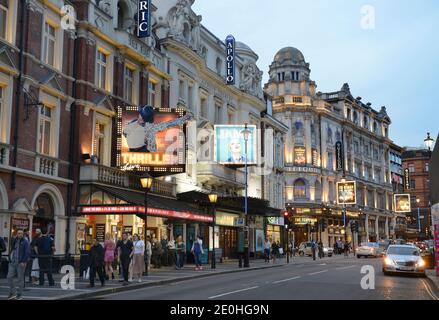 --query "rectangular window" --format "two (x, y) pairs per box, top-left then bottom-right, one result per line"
(408, 164), (415, 173)
(187, 85), (193, 110)
(200, 97), (207, 119)
(426, 162), (429, 172)
(124, 67), (134, 103)
(327, 152), (333, 170)
(96, 50), (107, 90)
(294, 147), (306, 166)
(0, 0), (7, 39)
(228, 110), (234, 124)
(42, 22), (56, 66)
(93, 122), (106, 164)
(179, 80), (185, 101)
(410, 179), (416, 189)
(215, 104), (222, 124)
(38, 105), (52, 155)
(148, 81), (156, 107)
(0, 86), (3, 122)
